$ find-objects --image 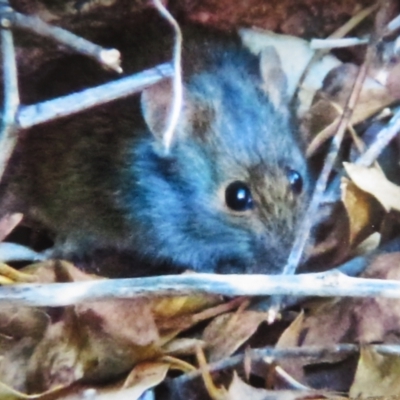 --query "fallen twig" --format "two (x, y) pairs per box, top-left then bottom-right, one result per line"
(1, 9), (122, 72)
(174, 343), (400, 385)
(16, 62), (174, 128)
(291, 3), (378, 106)
(284, 18), (380, 278)
(356, 106), (400, 167)
(2, 270), (400, 307)
(310, 37), (369, 49)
